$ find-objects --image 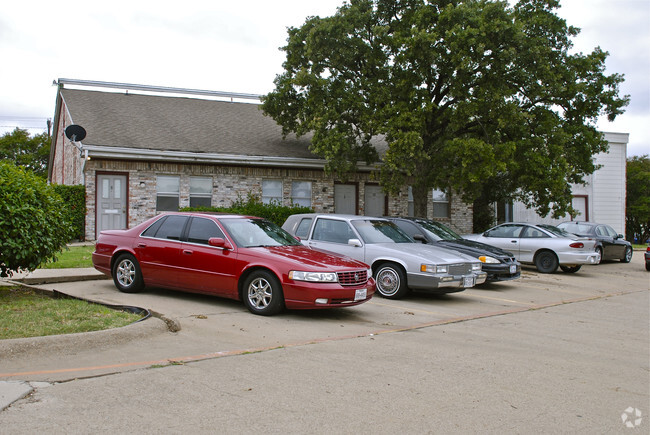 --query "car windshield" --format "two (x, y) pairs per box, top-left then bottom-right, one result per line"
(557, 223), (593, 234)
(538, 224), (572, 238)
(416, 220), (462, 241)
(352, 220), (413, 244)
(220, 218), (301, 248)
